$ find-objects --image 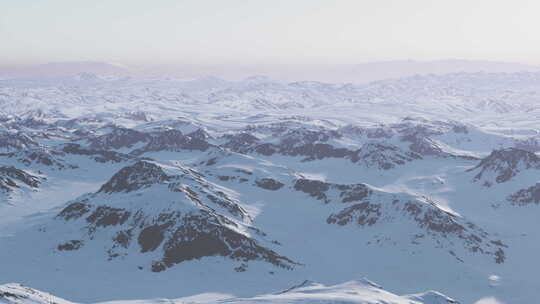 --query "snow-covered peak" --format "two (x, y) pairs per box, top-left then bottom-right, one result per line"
(98, 161), (169, 193)
(0, 283), (73, 304)
(219, 279), (458, 304)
